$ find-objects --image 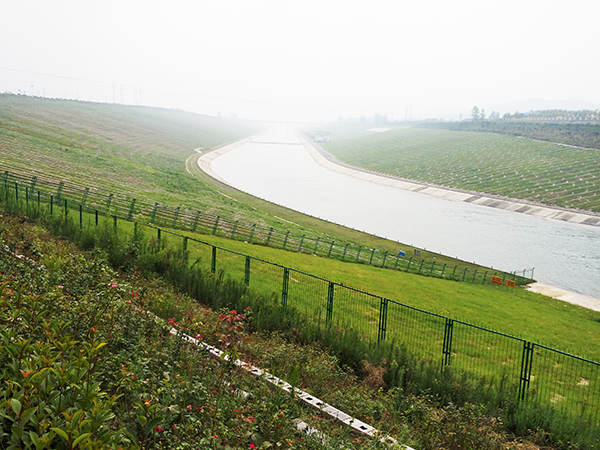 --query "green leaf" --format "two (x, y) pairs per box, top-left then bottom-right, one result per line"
(50, 427), (69, 442)
(9, 399), (21, 416)
(145, 417), (162, 437)
(20, 407), (37, 427)
(29, 431), (40, 446)
(122, 427), (139, 446)
(72, 432), (92, 447)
